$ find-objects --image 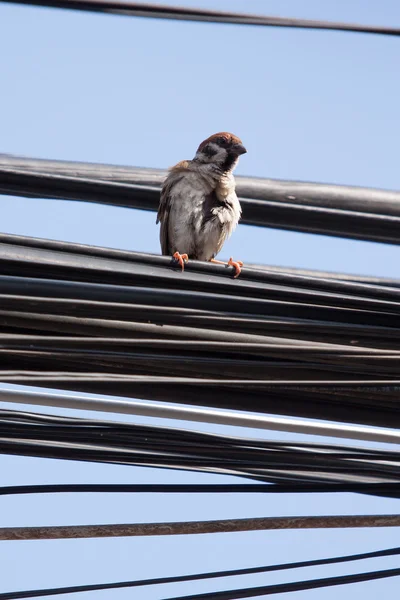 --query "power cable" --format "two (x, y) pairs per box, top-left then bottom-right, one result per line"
(1, 388), (399, 445)
(2, 1), (400, 37)
(2, 156), (400, 243)
(163, 567), (400, 600)
(0, 406), (399, 492)
(1, 545), (399, 600)
(1, 483), (400, 498)
(1, 231), (400, 428)
(1, 514), (400, 541)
